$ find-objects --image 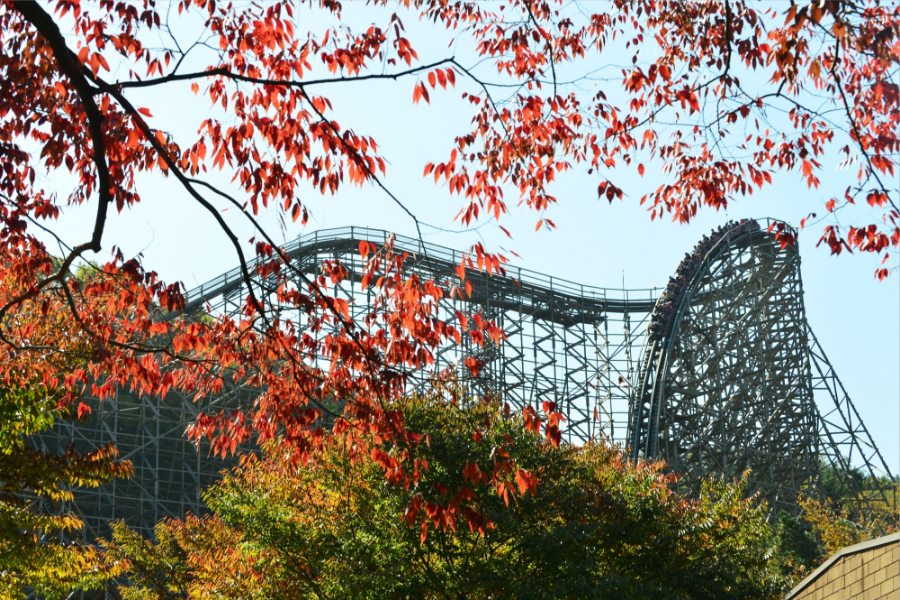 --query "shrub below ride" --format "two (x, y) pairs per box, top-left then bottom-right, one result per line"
(107, 394), (789, 600)
(797, 488), (899, 560)
(770, 465), (900, 583)
(772, 510), (823, 581)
